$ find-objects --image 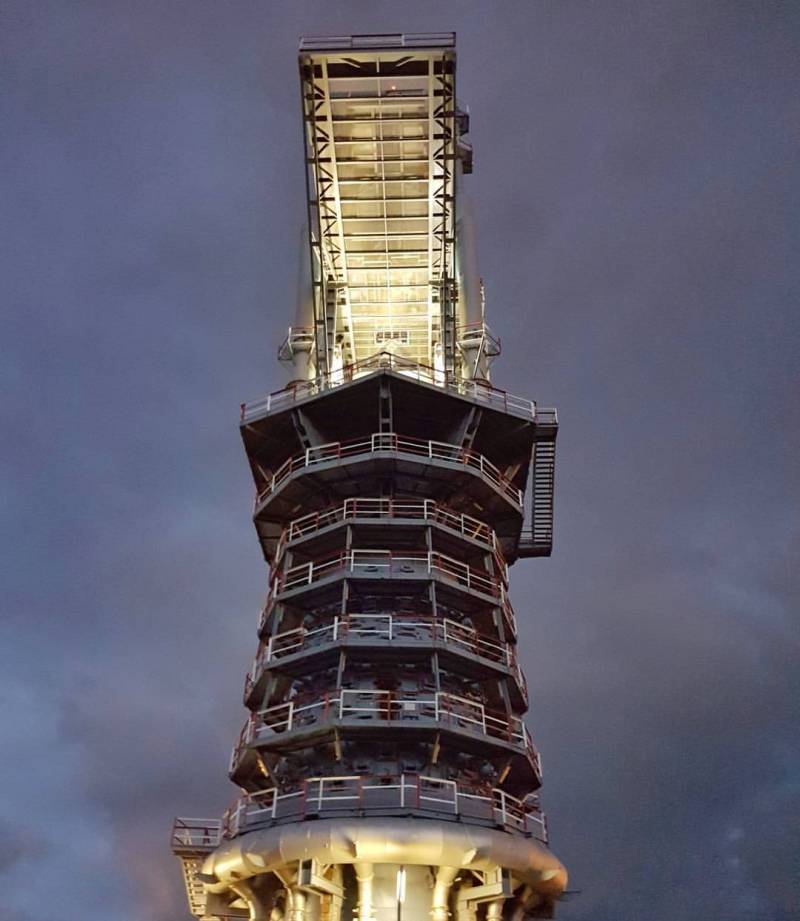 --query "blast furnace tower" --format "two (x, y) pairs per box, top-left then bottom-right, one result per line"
(172, 32), (566, 921)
